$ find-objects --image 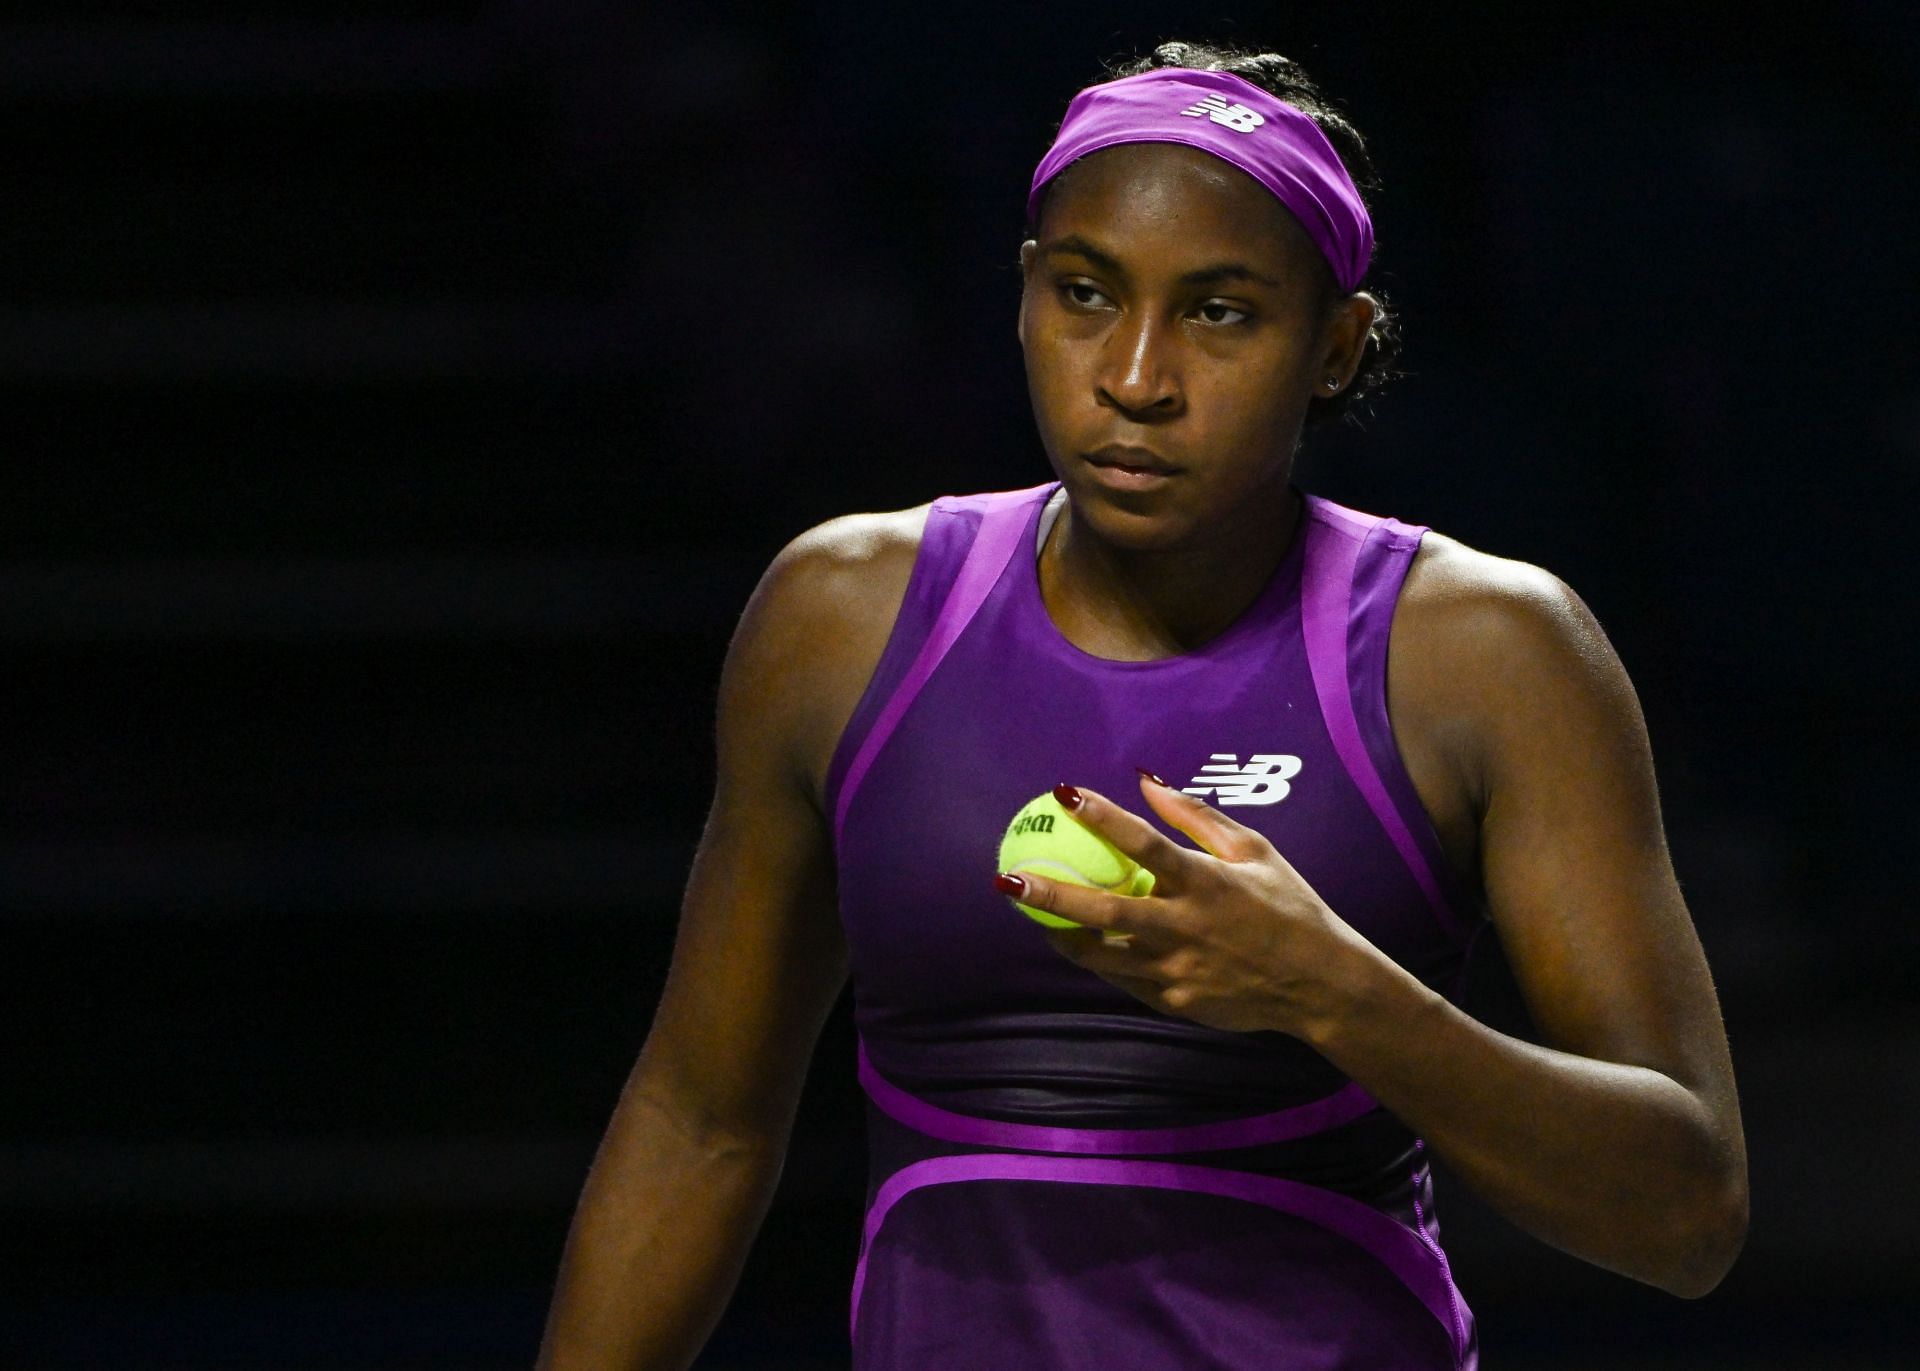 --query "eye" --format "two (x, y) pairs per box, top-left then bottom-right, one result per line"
(1060, 280), (1113, 310)
(1195, 300), (1251, 326)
